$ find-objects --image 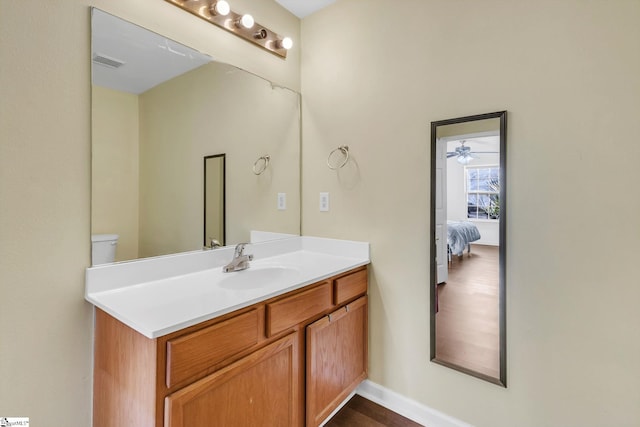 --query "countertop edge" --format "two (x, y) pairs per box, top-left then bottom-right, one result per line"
(87, 258), (370, 339)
